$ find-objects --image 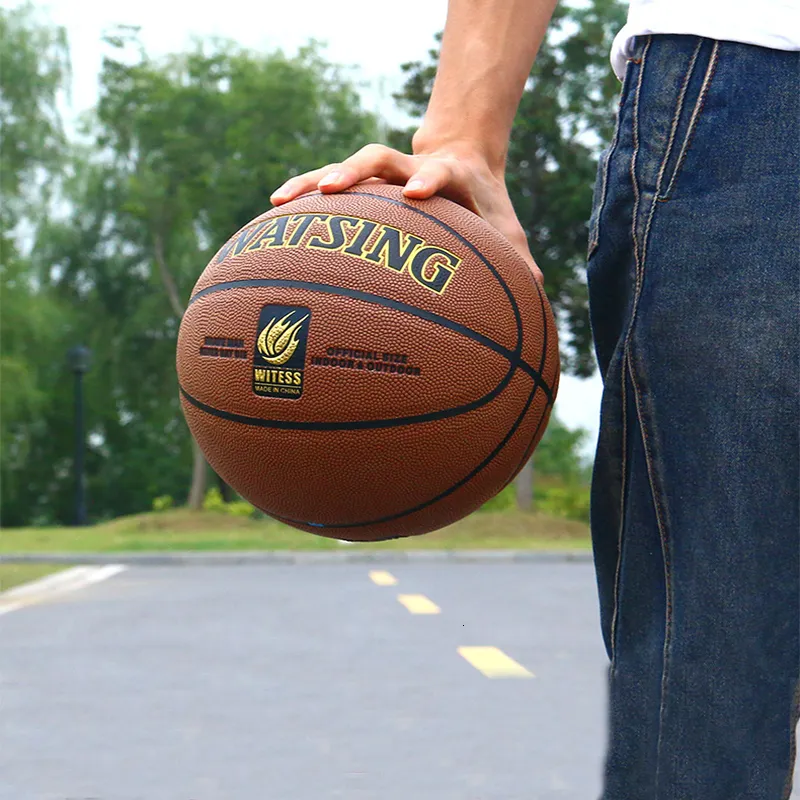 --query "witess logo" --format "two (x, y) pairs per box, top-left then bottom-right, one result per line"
(253, 305), (311, 399)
